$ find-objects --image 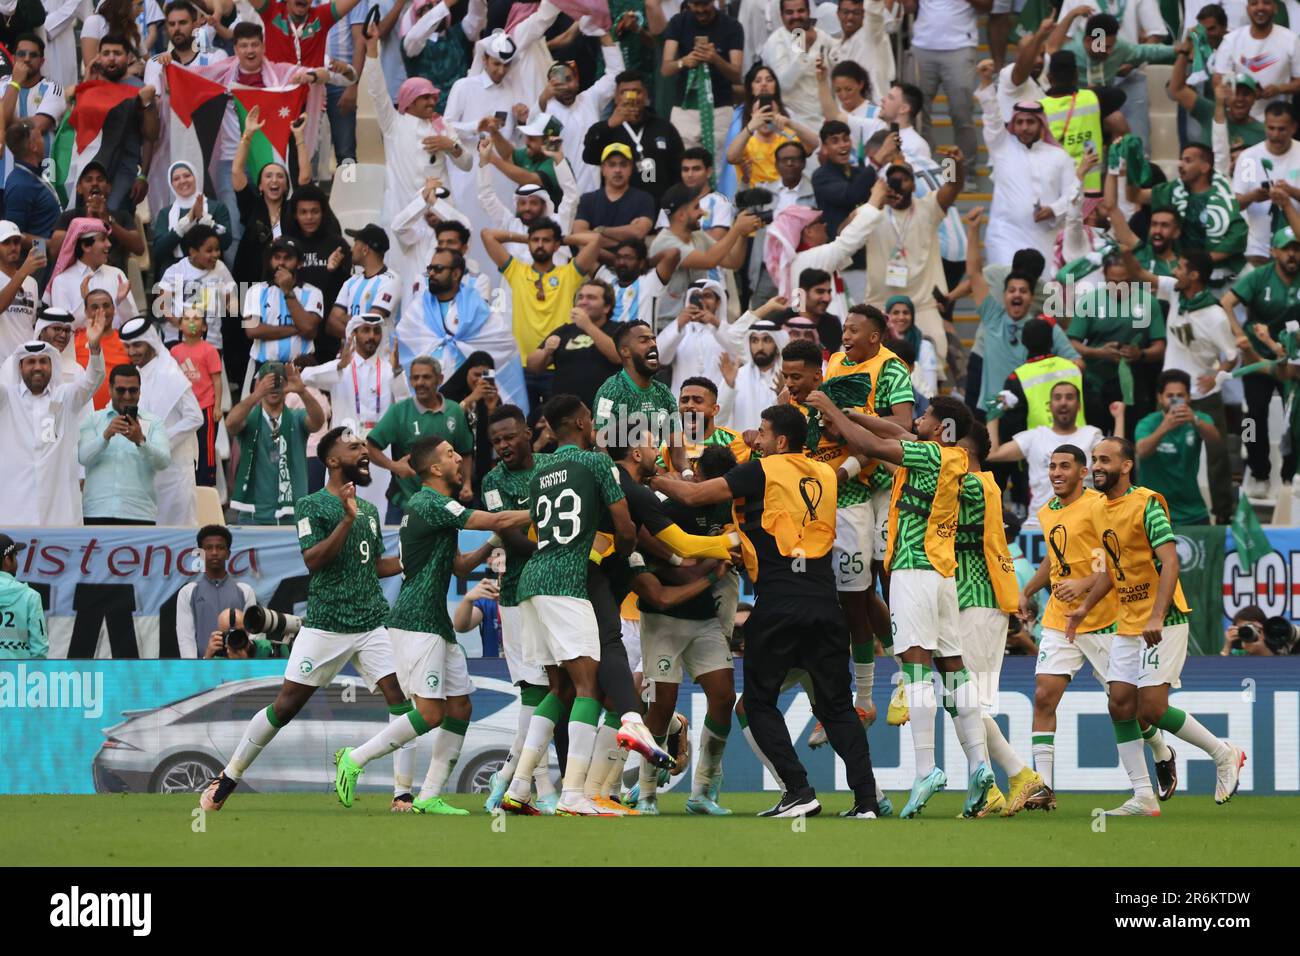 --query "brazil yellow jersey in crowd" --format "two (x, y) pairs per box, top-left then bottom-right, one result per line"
(1095, 486), (1191, 635)
(1037, 489), (1118, 635)
(884, 440), (968, 577)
